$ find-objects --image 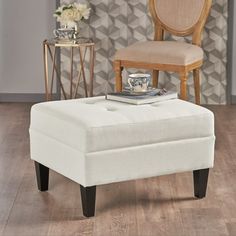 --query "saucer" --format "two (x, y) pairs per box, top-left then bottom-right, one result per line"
(123, 87), (159, 96)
